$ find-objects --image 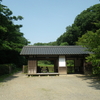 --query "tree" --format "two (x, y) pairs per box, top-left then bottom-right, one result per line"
(56, 4), (100, 45)
(0, 4), (28, 51)
(0, 2), (29, 67)
(77, 22), (100, 75)
(60, 42), (68, 46)
(33, 41), (57, 46)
